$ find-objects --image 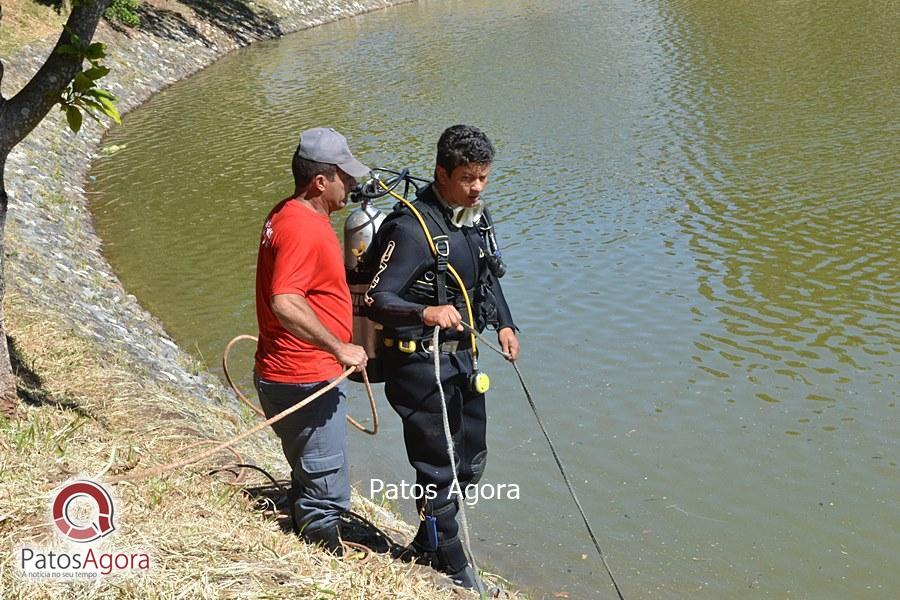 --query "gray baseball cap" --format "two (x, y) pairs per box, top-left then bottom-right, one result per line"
(296, 127), (370, 178)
